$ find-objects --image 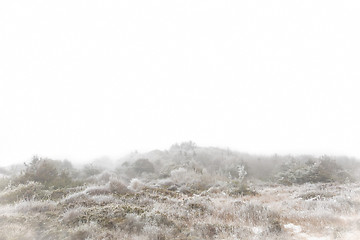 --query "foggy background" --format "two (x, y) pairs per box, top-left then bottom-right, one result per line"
(1, 0), (360, 166)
